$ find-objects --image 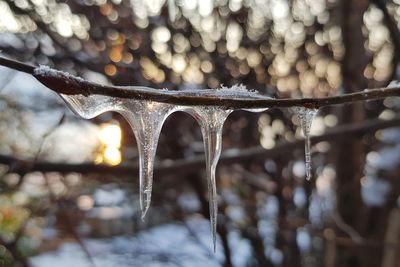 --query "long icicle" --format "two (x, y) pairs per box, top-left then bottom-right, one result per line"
(293, 106), (318, 180)
(202, 120), (223, 252)
(188, 106), (232, 252)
